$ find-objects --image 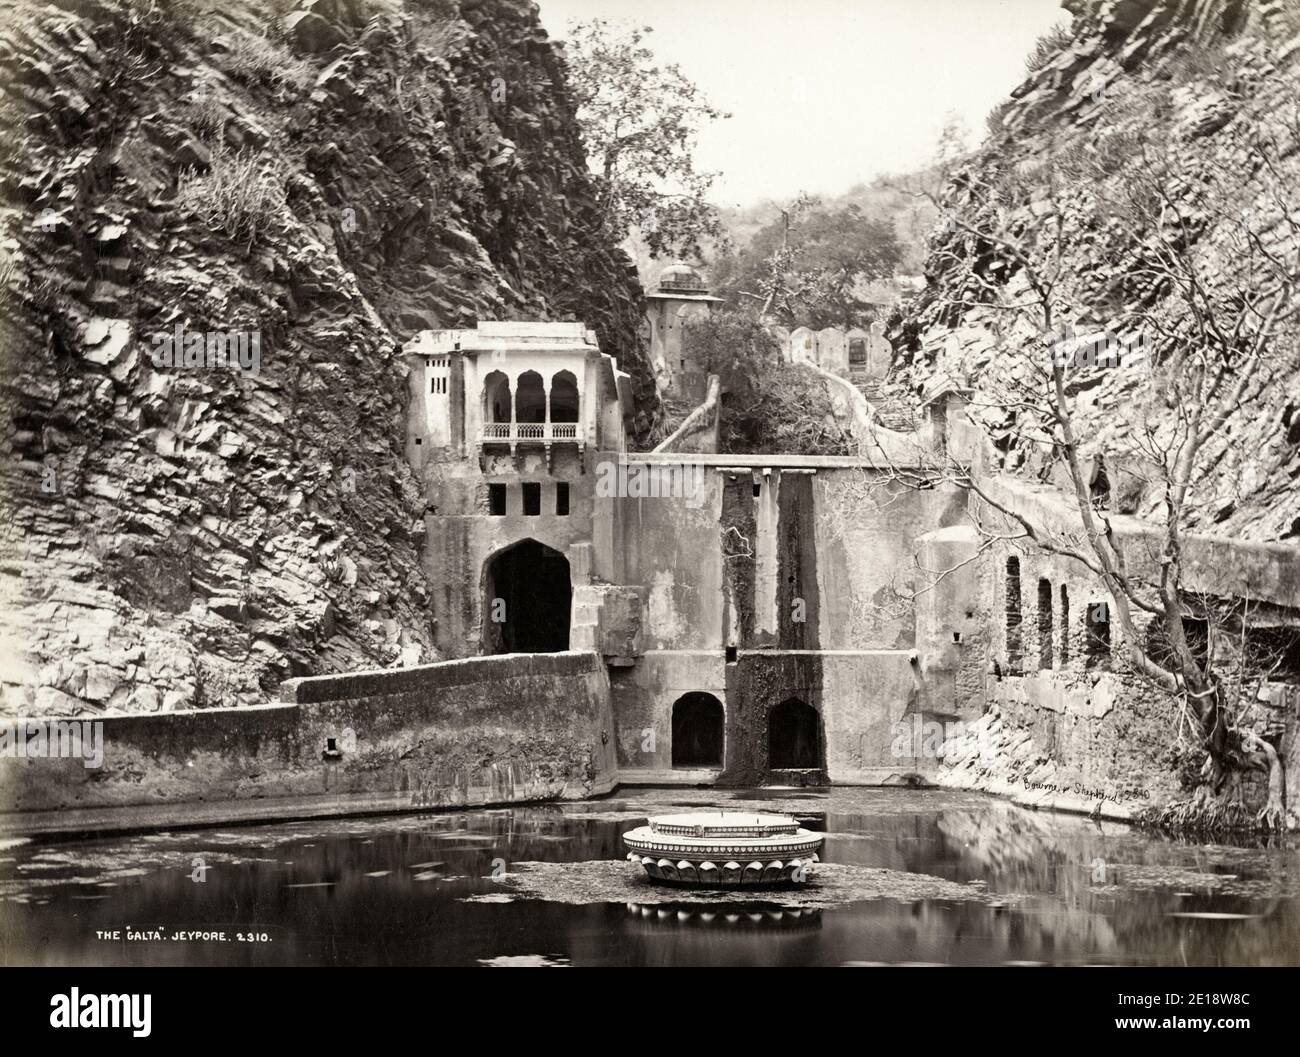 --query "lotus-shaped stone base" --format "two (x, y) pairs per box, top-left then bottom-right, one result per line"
(622, 812), (824, 887)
